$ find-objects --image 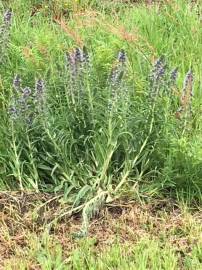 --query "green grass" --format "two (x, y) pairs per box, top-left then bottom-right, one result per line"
(4, 237), (185, 270)
(4, 240), (201, 270)
(69, 238), (201, 270)
(0, 0), (202, 268)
